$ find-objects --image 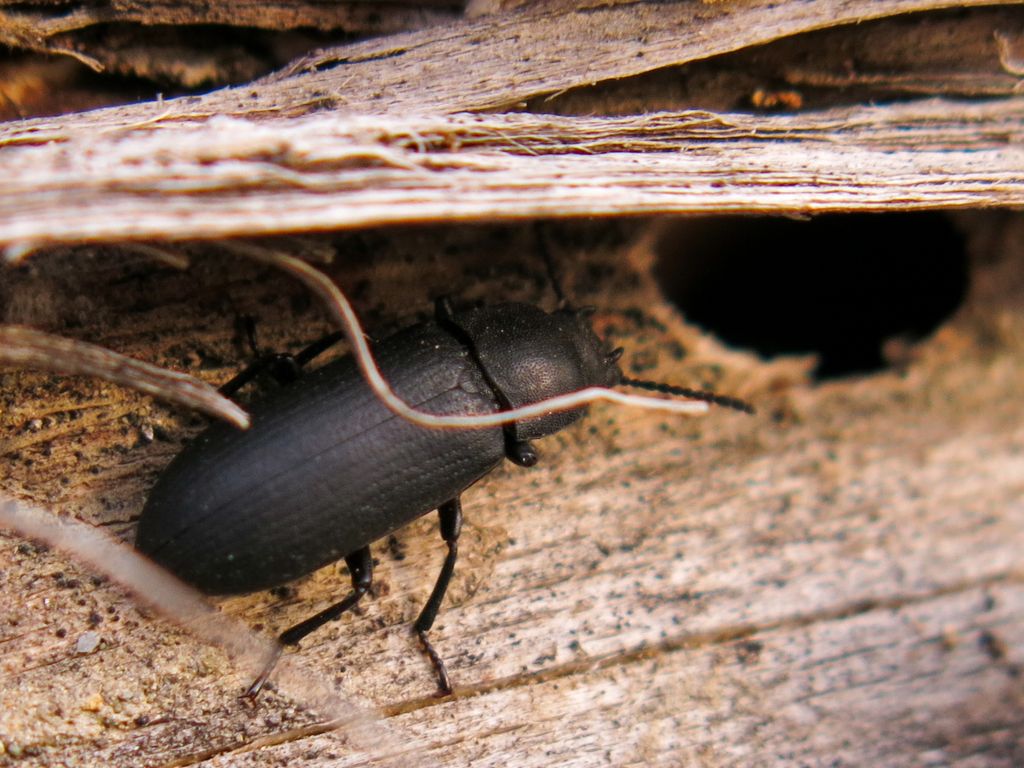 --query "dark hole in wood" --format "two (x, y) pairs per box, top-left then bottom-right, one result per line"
(654, 213), (968, 379)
